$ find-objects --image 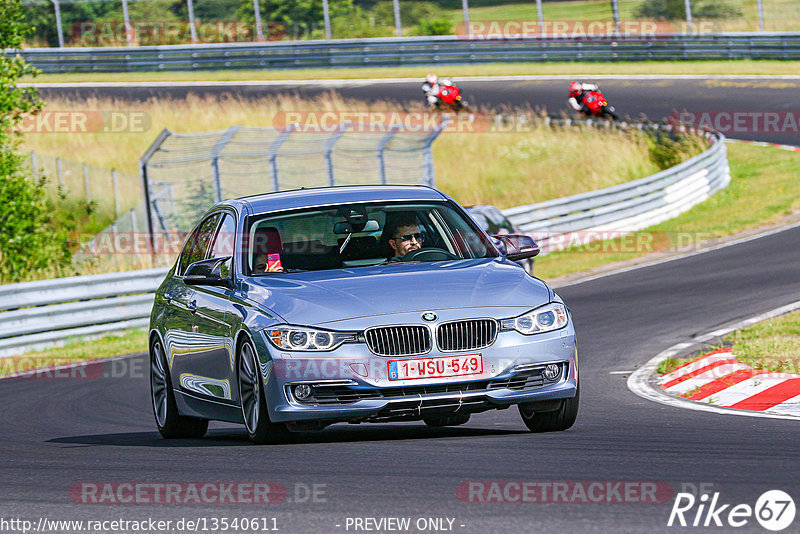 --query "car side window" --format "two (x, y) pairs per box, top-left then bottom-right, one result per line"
(209, 213), (236, 279)
(177, 213), (221, 276)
